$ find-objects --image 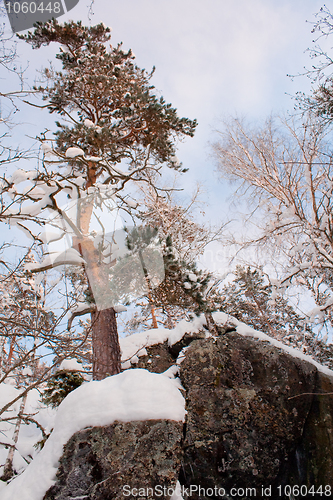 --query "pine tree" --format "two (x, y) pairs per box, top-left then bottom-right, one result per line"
(149, 235), (214, 325)
(13, 20), (197, 379)
(19, 20), (196, 167)
(123, 233), (214, 332)
(122, 187), (225, 330)
(40, 370), (85, 408)
(96, 225), (162, 329)
(124, 226), (160, 328)
(219, 266), (307, 337)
